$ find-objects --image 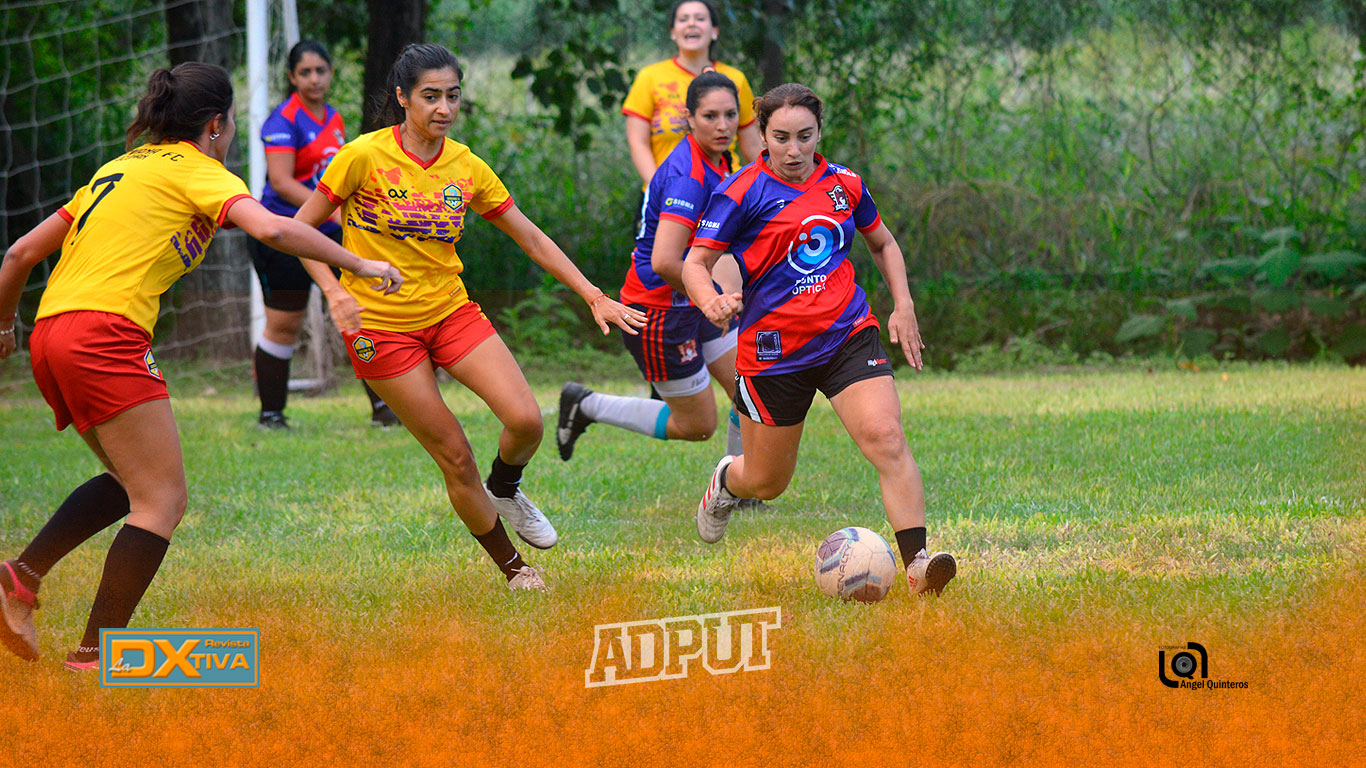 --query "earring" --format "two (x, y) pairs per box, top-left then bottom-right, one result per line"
(210, 132), (220, 141)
